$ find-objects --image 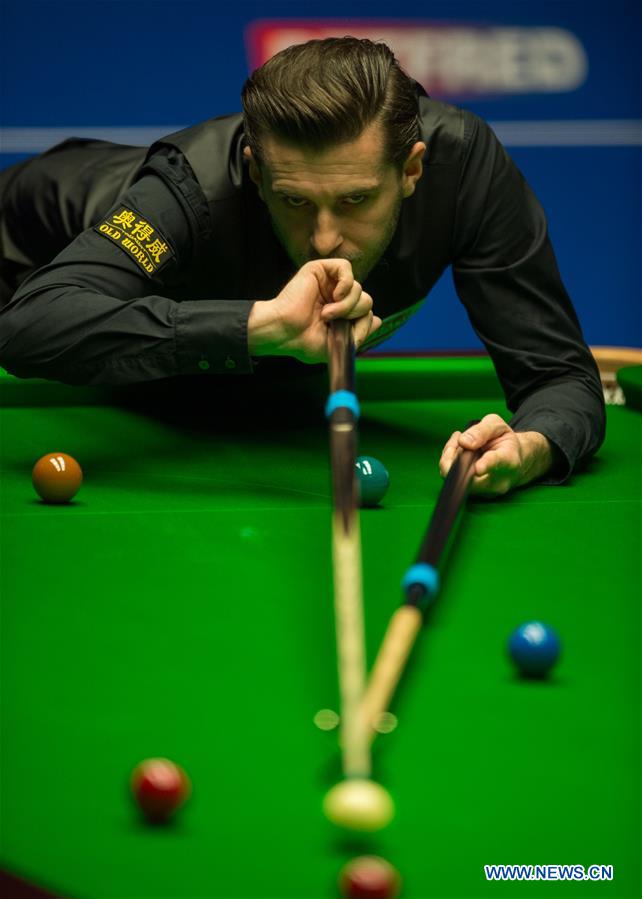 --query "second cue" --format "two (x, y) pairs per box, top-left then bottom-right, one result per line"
(357, 424), (482, 741)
